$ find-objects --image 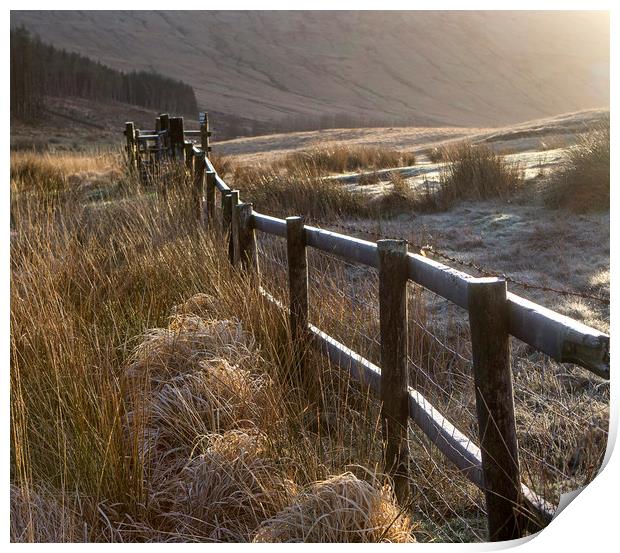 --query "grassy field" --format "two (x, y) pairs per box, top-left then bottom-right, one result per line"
(10, 152), (423, 542)
(9, 112), (609, 542)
